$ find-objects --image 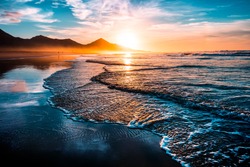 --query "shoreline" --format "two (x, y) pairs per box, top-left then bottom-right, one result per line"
(0, 51), (81, 60)
(0, 53), (181, 167)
